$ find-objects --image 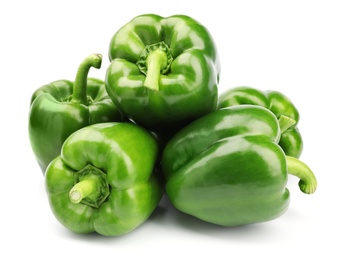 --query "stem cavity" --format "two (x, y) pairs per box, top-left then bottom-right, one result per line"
(137, 41), (173, 91)
(286, 156), (317, 194)
(72, 53), (102, 104)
